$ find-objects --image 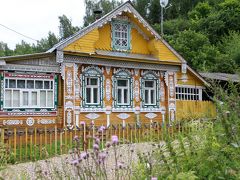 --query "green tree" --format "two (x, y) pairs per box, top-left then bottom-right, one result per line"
(14, 40), (34, 55)
(132, 0), (150, 20)
(83, 0), (122, 27)
(59, 15), (80, 40)
(33, 32), (59, 52)
(168, 30), (219, 71)
(0, 42), (14, 57)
